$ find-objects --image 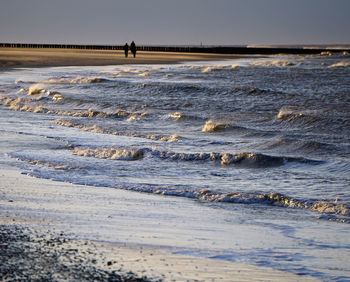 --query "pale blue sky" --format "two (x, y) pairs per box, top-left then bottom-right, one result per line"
(1, 0), (349, 45)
